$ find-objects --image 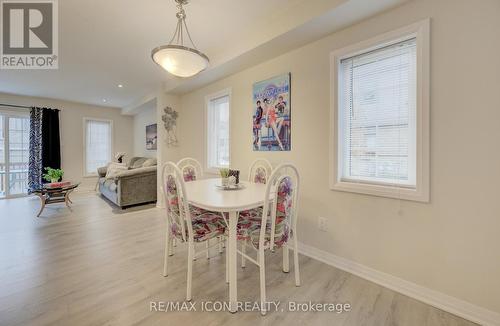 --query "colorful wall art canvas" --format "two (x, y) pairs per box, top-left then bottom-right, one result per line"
(252, 73), (291, 151)
(146, 123), (157, 150)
